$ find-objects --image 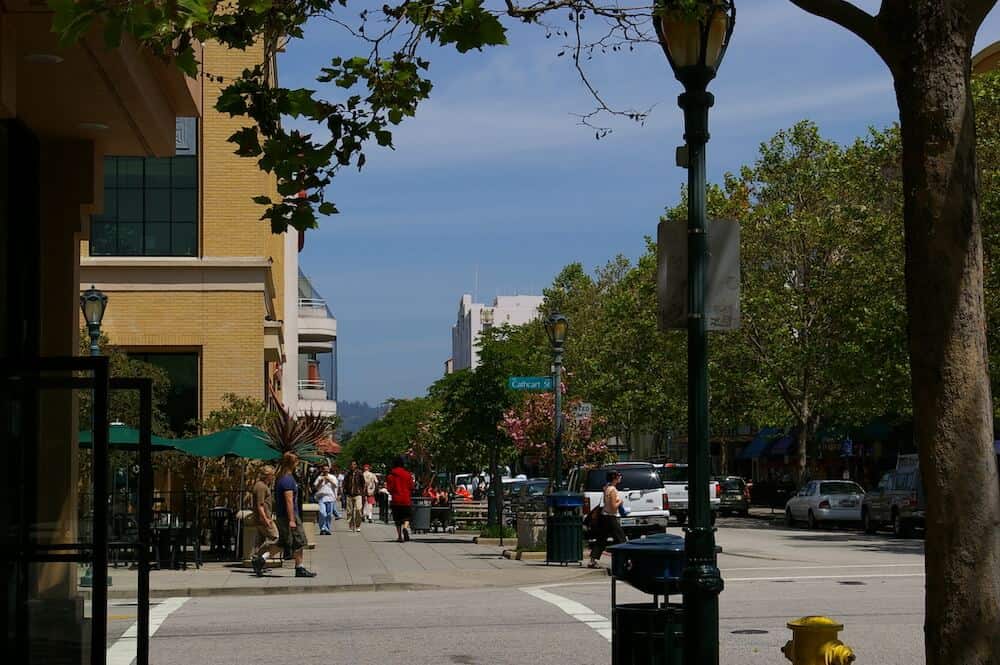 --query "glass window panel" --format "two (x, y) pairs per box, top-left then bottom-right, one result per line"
(144, 222), (171, 255)
(144, 189), (170, 222)
(170, 223), (197, 257)
(171, 189), (196, 222)
(171, 157), (197, 188)
(90, 221), (115, 255)
(117, 158), (143, 188)
(98, 190), (118, 220)
(144, 158), (171, 188)
(128, 353), (199, 437)
(117, 222), (142, 255)
(118, 189), (142, 221)
(103, 157), (117, 188)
